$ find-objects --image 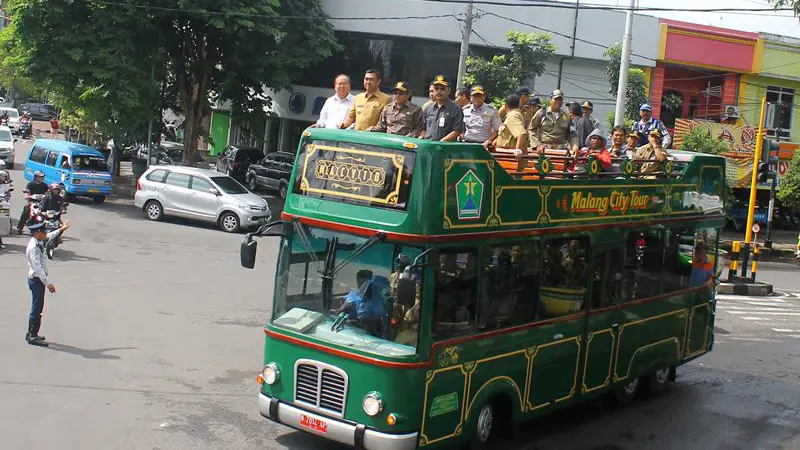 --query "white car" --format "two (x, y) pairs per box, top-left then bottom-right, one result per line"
(134, 165), (271, 232)
(0, 107), (20, 134)
(0, 125), (16, 169)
